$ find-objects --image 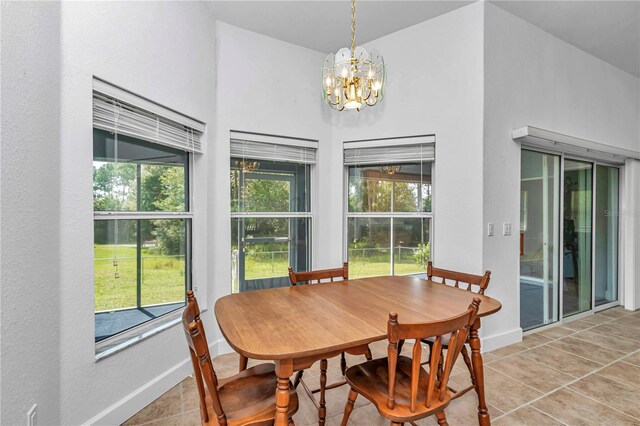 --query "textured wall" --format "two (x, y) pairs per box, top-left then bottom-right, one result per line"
(1, 1), (62, 424)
